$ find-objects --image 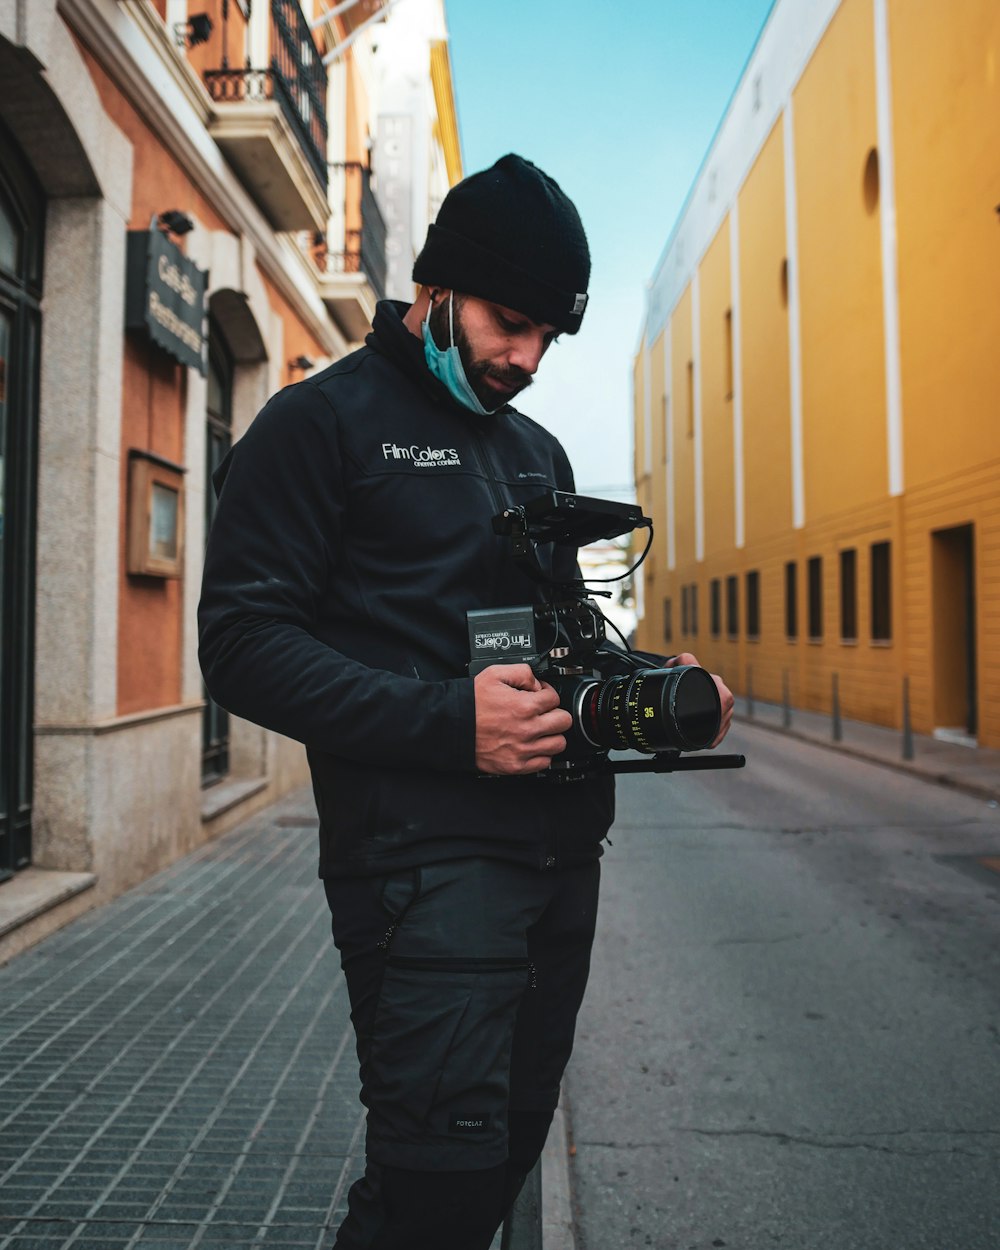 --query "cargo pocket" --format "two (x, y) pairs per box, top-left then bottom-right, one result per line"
(365, 955), (529, 1161)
